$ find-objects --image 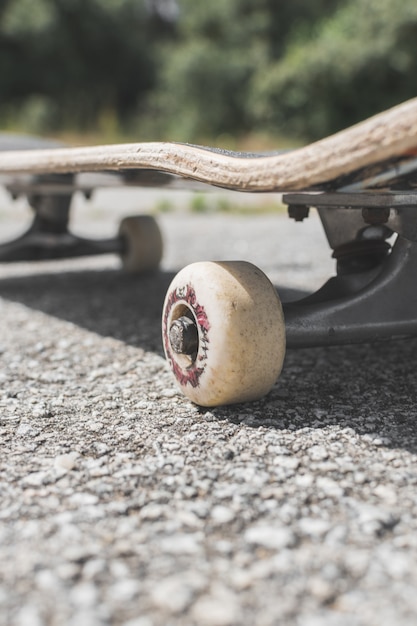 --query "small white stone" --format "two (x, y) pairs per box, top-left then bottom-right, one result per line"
(32, 403), (50, 417)
(36, 568), (60, 590)
(274, 456), (300, 470)
(122, 619), (153, 626)
(191, 587), (241, 626)
(355, 503), (397, 533)
(160, 533), (203, 554)
(325, 524), (348, 547)
(354, 472), (366, 484)
(56, 563), (80, 581)
(139, 504), (165, 521)
(86, 420), (104, 432)
(110, 561), (130, 579)
(295, 473), (314, 488)
(381, 551), (410, 579)
(244, 525), (296, 550)
(67, 610), (104, 626)
(15, 605), (43, 626)
(69, 492), (99, 506)
(316, 477), (344, 498)
(22, 471), (48, 487)
(151, 577), (194, 613)
(135, 401), (150, 409)
(211, 505), (235, 525)
(70, 582), (98, 608)
(230, 569), (252, 590)
(308, 577), (335, 602)
(54, 452), (79, 471)
(249, 558), (278, 580)
(16, 422), (38, 437)
(177, 509), (203, 529)
(109, 579), (140, 603)
(298, 518), (331, 538)
(160, 388), (179, 398)
(82, 559), (107, 580)
(214, 540), (234, 555)
(307, 445), (329, 461)
(373, 484), (397, 504)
